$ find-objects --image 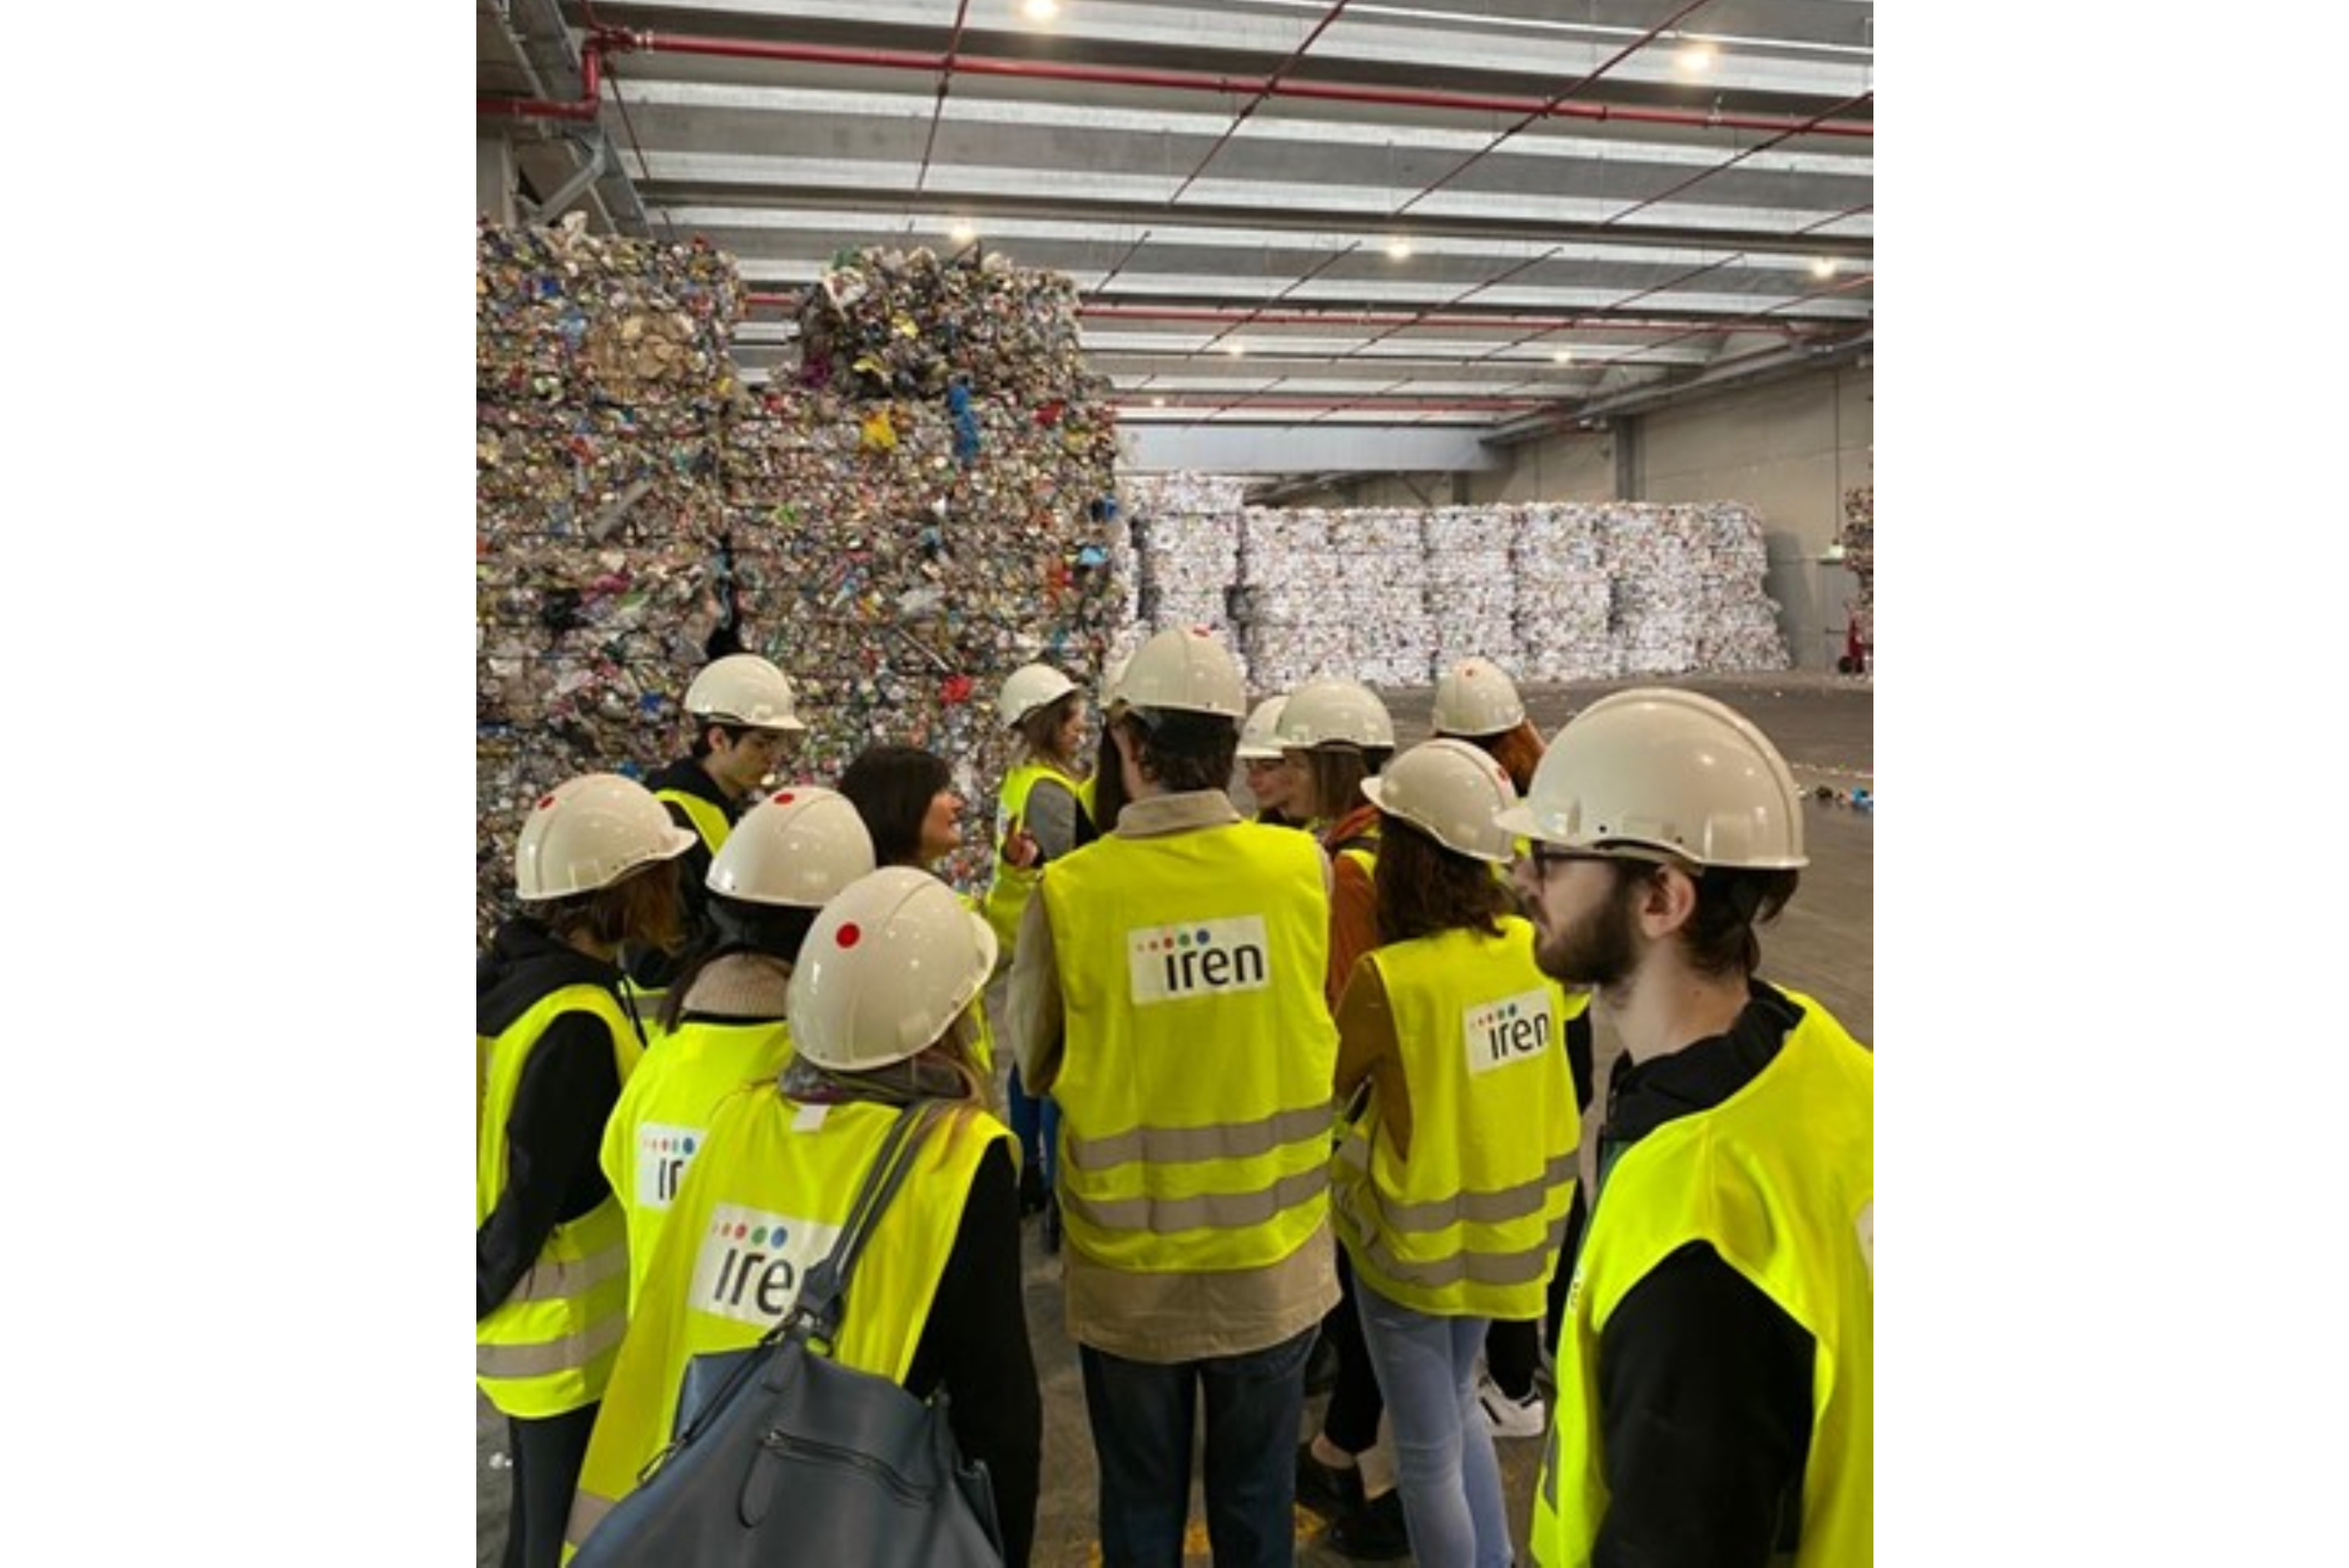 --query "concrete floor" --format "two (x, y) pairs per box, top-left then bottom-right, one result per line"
(478, 671), (1873, 1566)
